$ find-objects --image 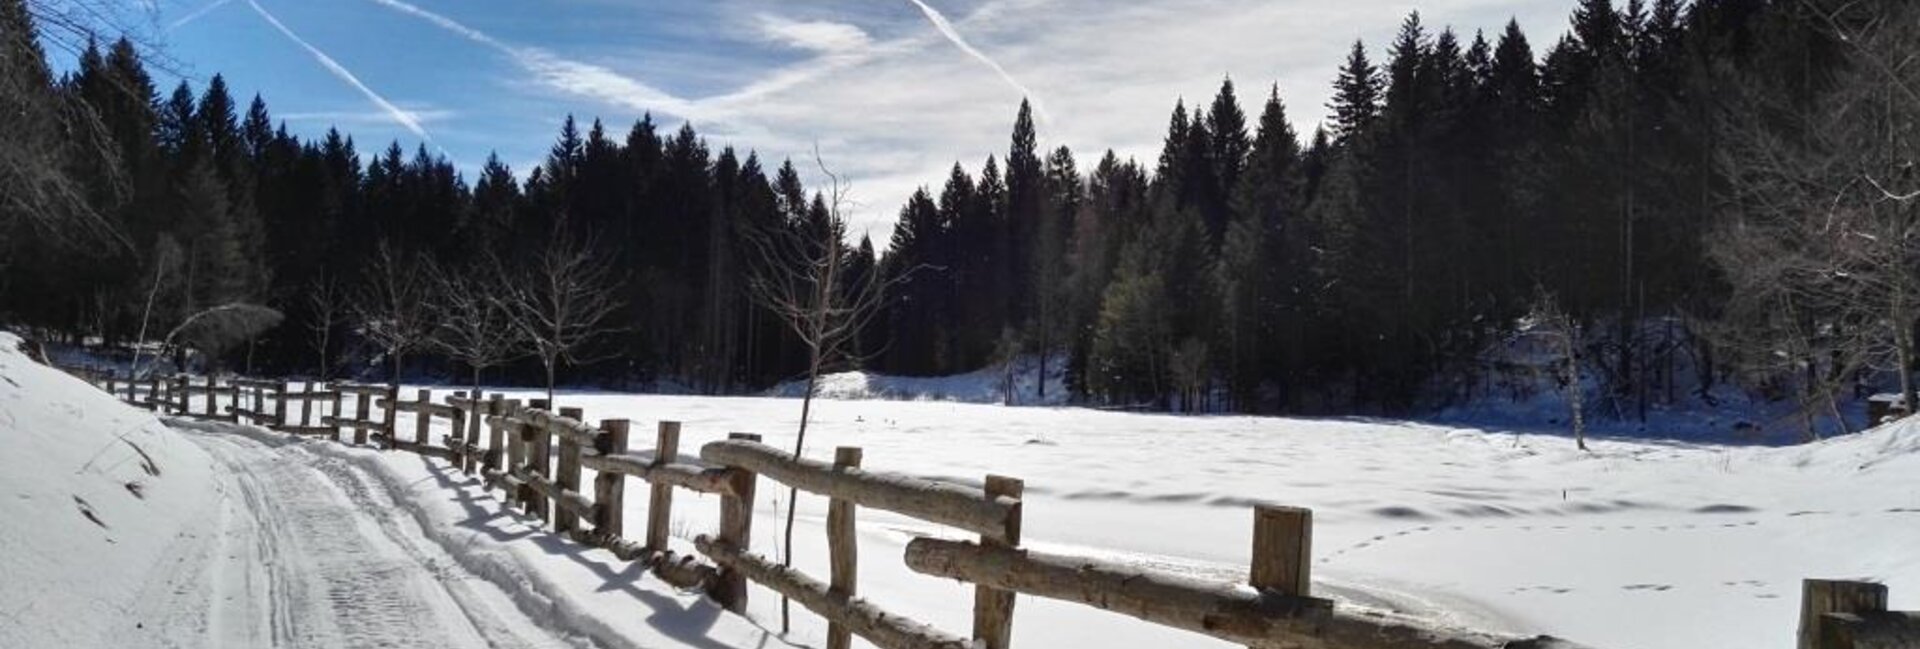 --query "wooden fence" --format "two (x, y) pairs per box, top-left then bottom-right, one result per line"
(52, 364), (1920, 649)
